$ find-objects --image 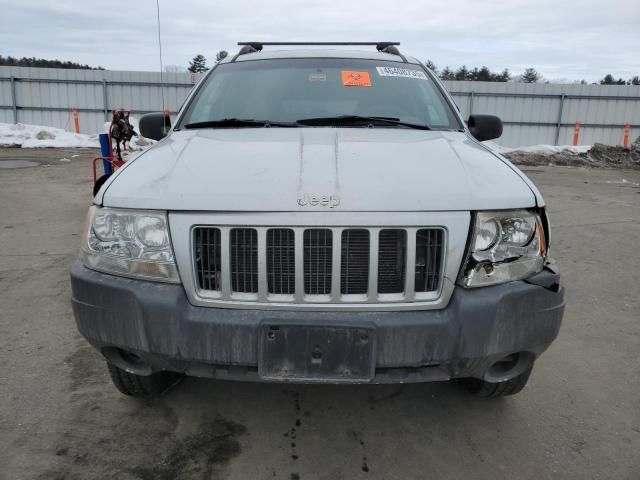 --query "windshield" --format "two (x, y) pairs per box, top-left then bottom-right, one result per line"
(178, 58), (462, 130)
